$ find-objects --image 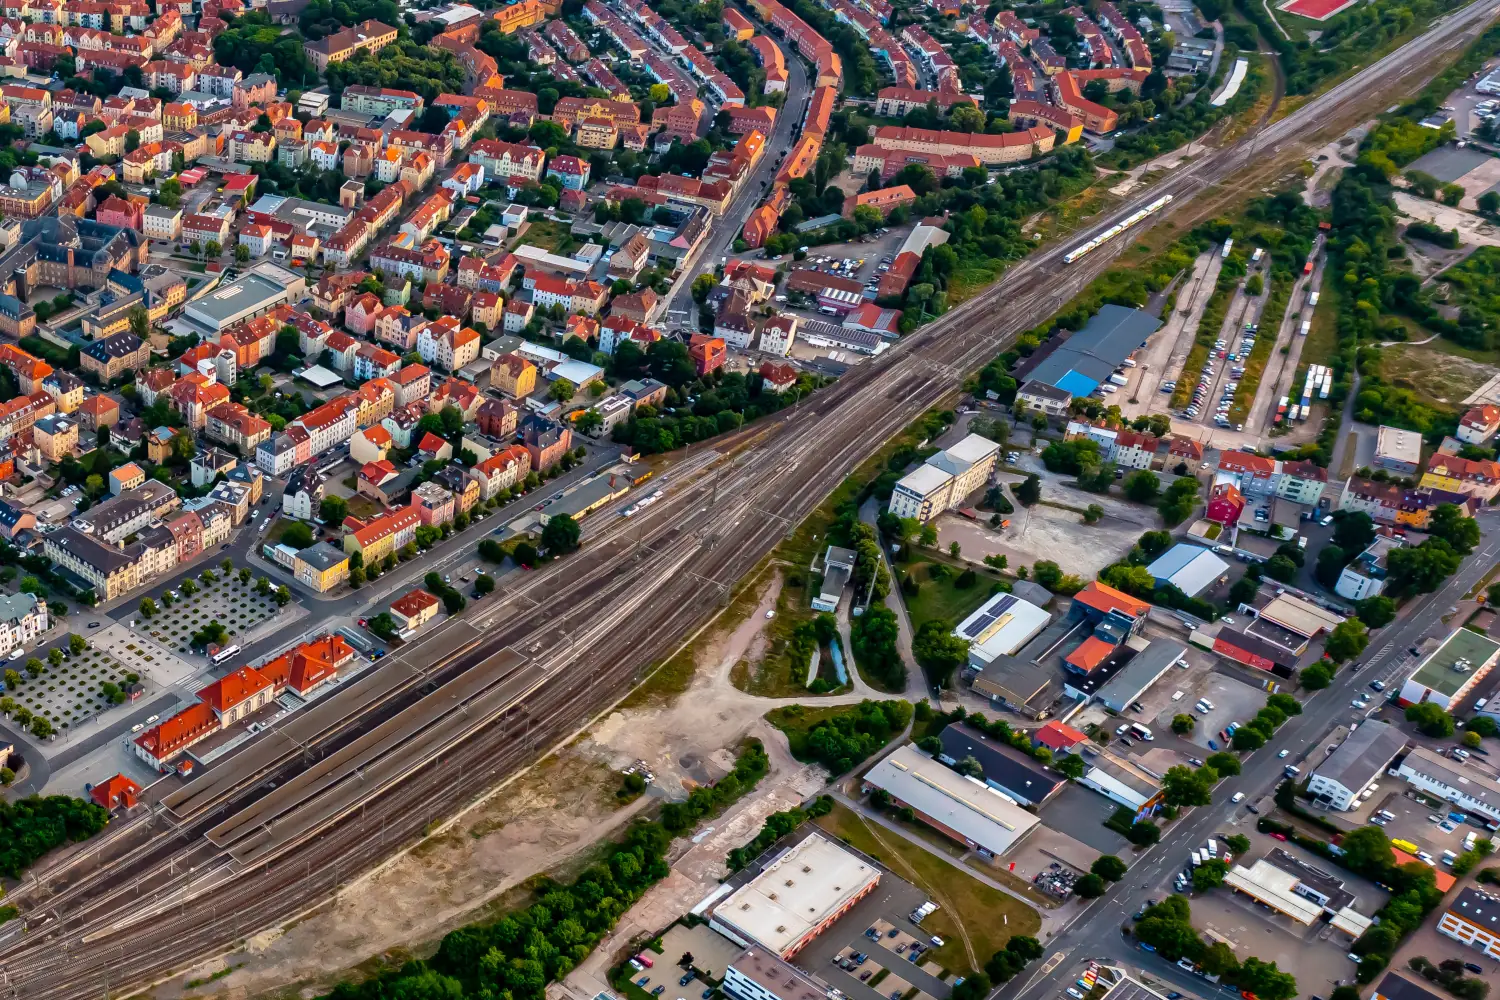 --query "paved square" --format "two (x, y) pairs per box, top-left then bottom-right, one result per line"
(3, 640), (142, 733)
(139, 567), (282, 657)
